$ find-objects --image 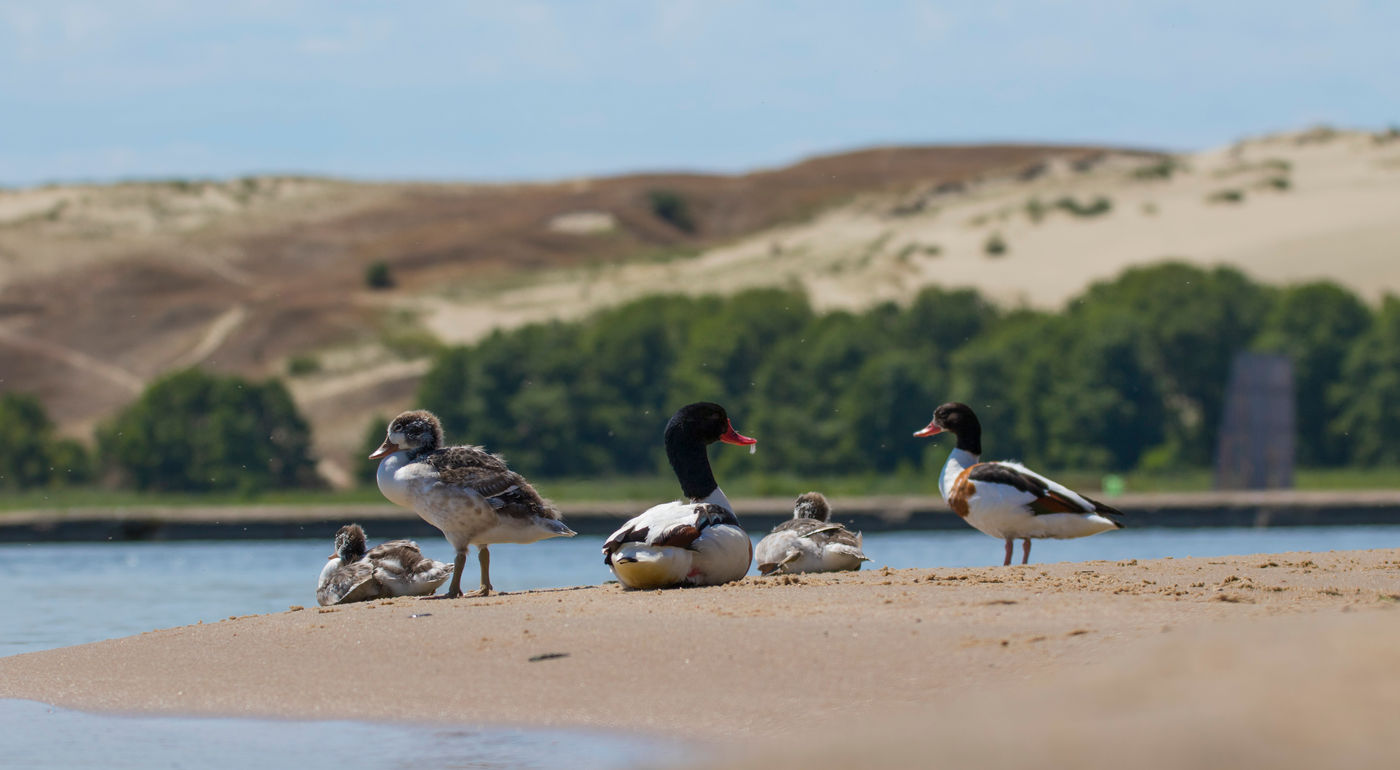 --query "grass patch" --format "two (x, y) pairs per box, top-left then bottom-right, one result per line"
(984, 232), (1008, 257)
(1207, 189), (1245, 204)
